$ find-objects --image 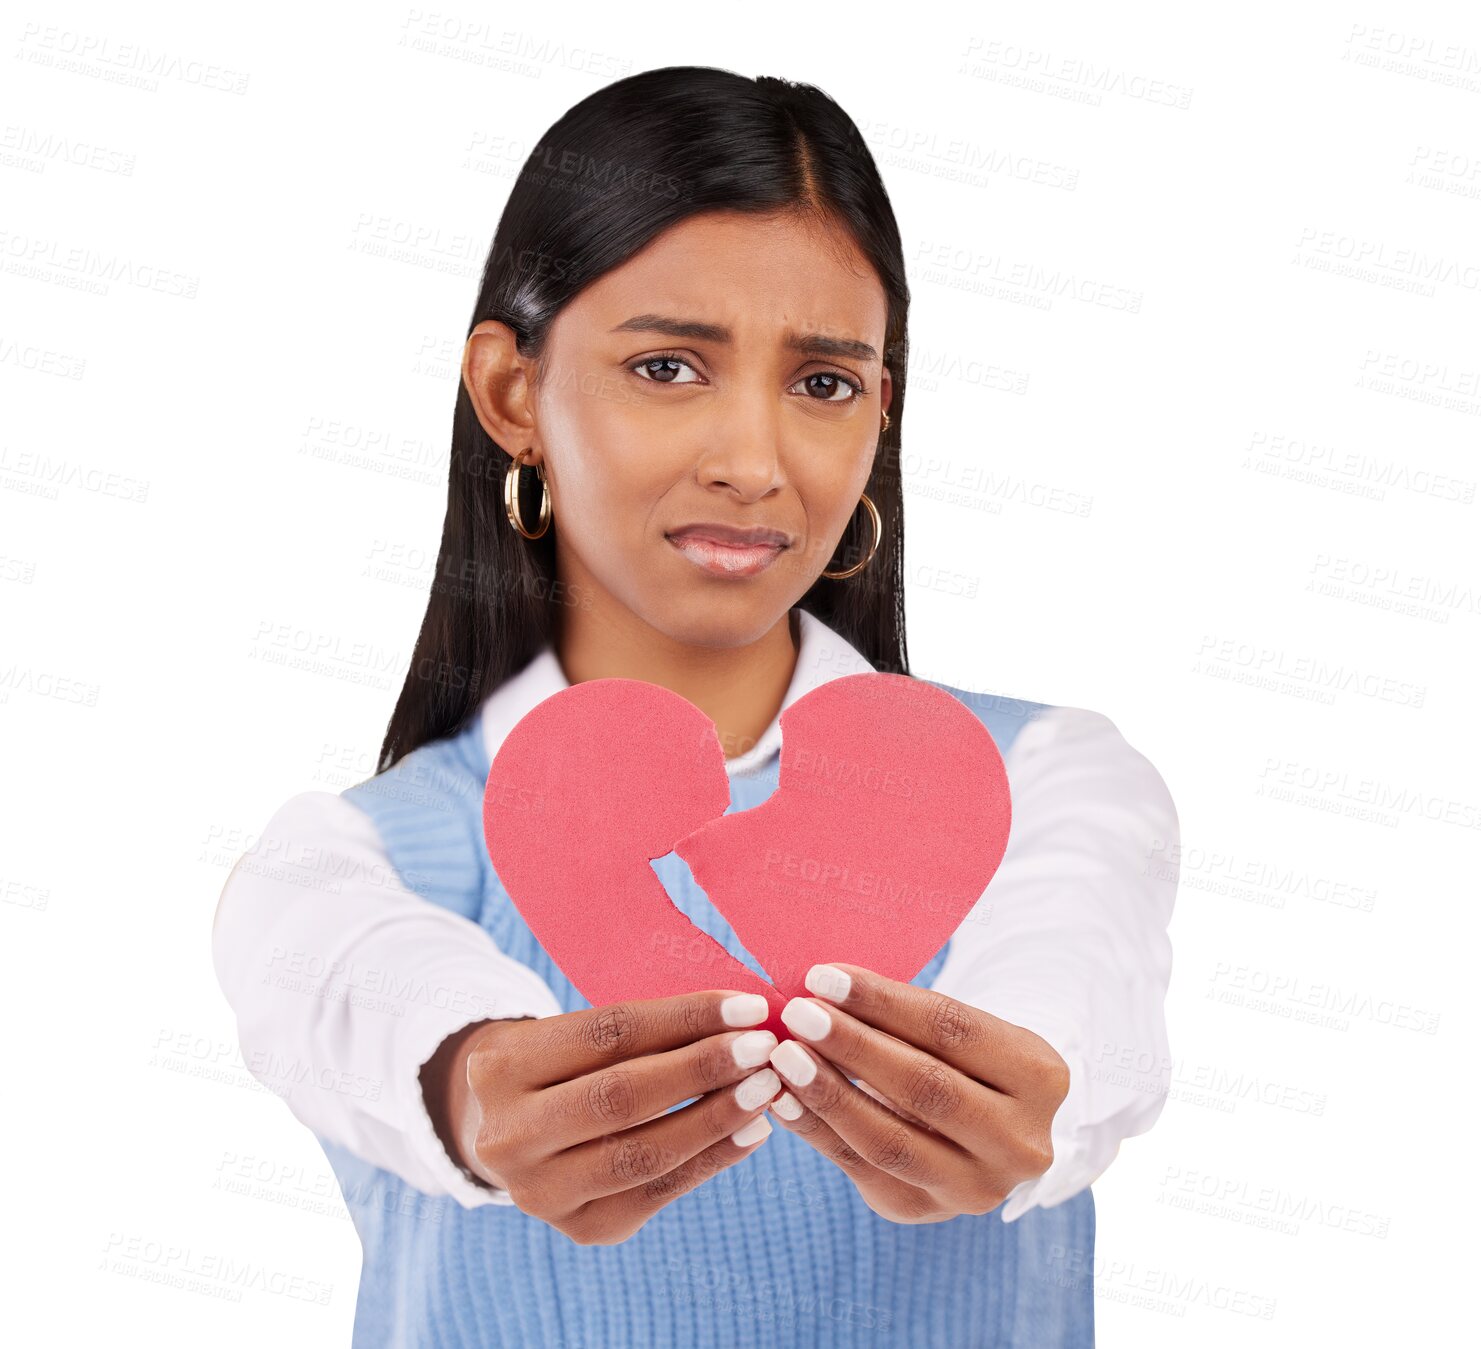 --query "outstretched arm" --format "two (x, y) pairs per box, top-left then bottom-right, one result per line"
(210, 790), (564, 1207)
(929, 704), (1180, 1221)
